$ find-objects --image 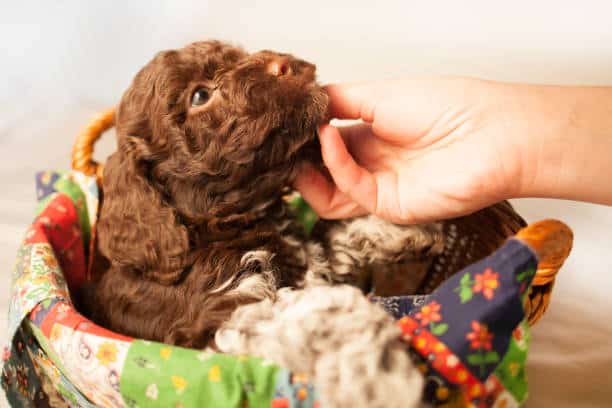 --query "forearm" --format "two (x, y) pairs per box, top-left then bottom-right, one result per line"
(506, 83), (612, 204)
